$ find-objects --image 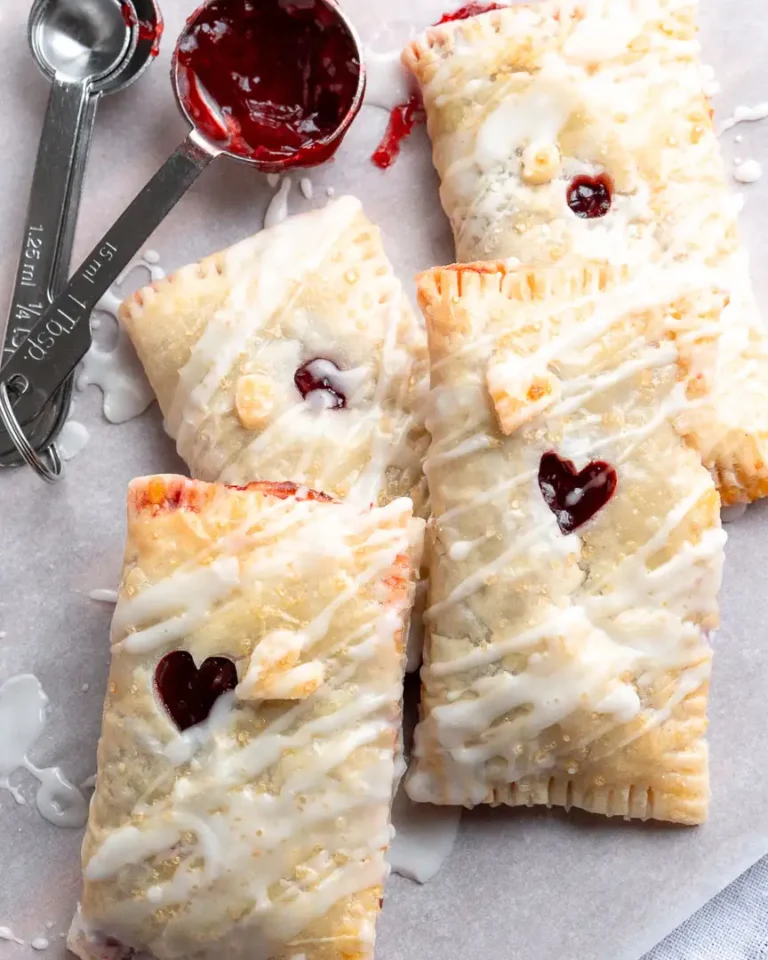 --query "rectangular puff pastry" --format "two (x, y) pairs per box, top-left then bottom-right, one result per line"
(404, 0), (768, 505)
(406, 263), (726, 825)
(119, 197), (429, 514)
(69, 475), (423, 960)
